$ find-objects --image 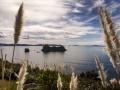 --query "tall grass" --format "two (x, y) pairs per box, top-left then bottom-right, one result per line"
(57, 73), (63, 90)
(9, 3), (24, 81)
(69, 72), (78, 90)
(2, 54), (7, 81)
(95, 56), (108, 88)
(97, 1), (120, 78)
(16, 61), (28, 90)
(1, 49), (4, 80)
(0, 49), (7, 81)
